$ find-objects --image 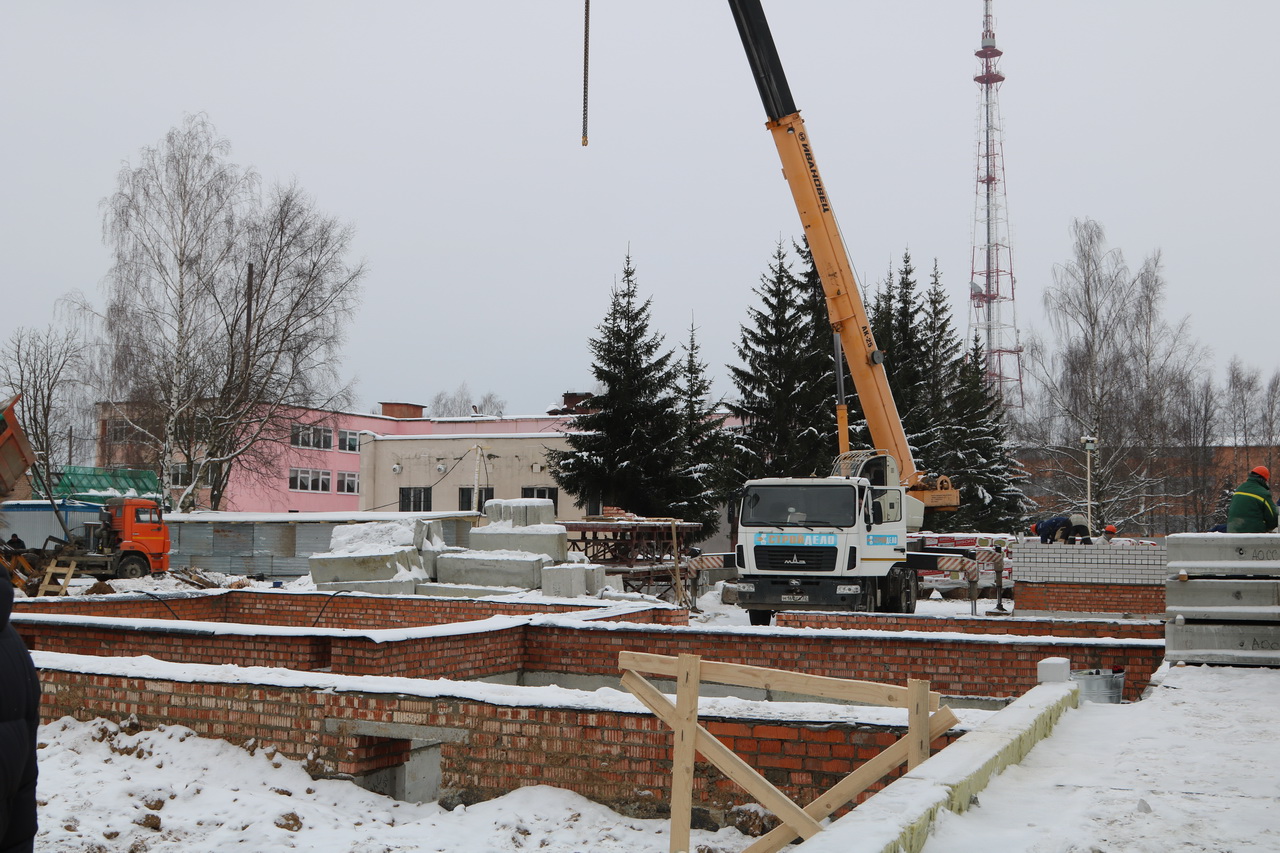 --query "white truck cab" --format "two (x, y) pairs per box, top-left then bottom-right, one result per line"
(734, 452), (921, 624)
